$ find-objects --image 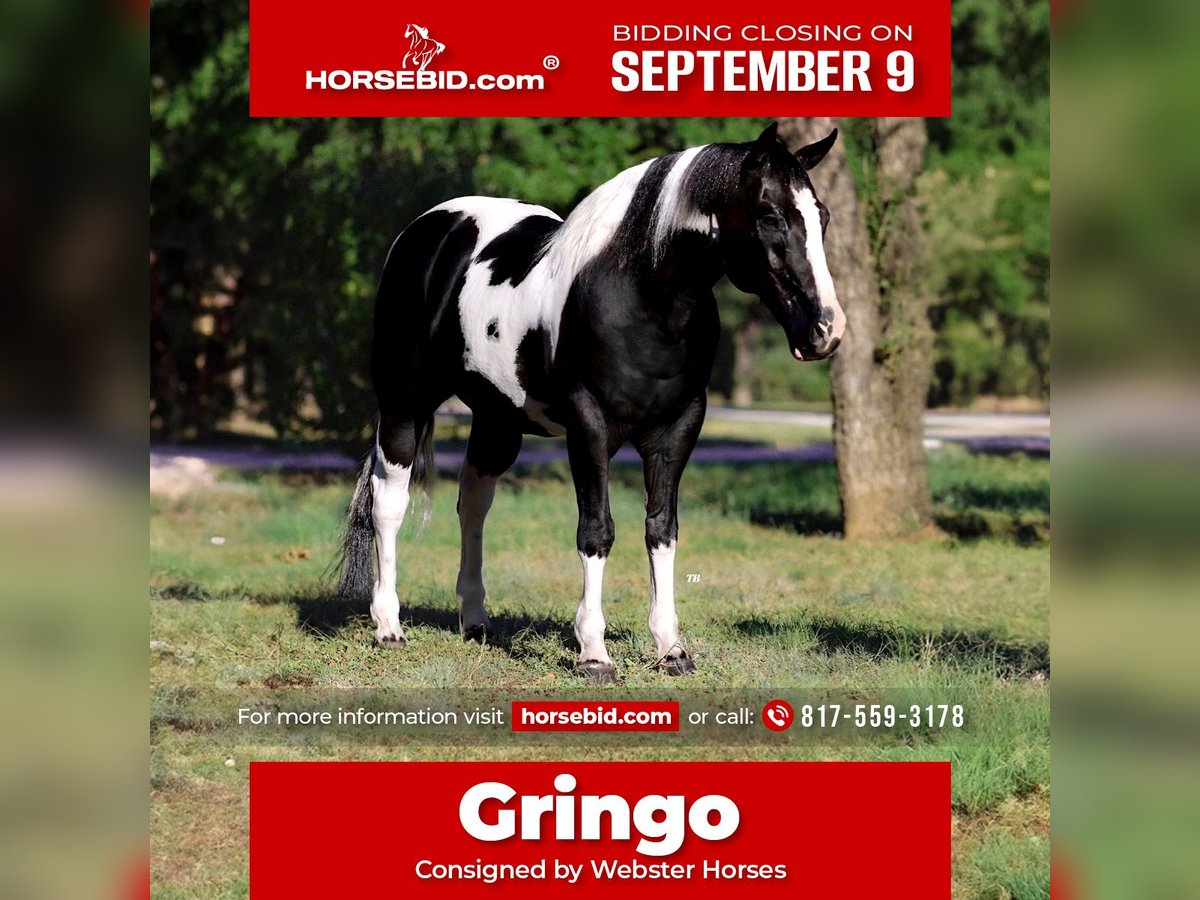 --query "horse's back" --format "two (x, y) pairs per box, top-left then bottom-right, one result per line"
(374, 196), (568, 428)
(429, 195), (562, 238)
